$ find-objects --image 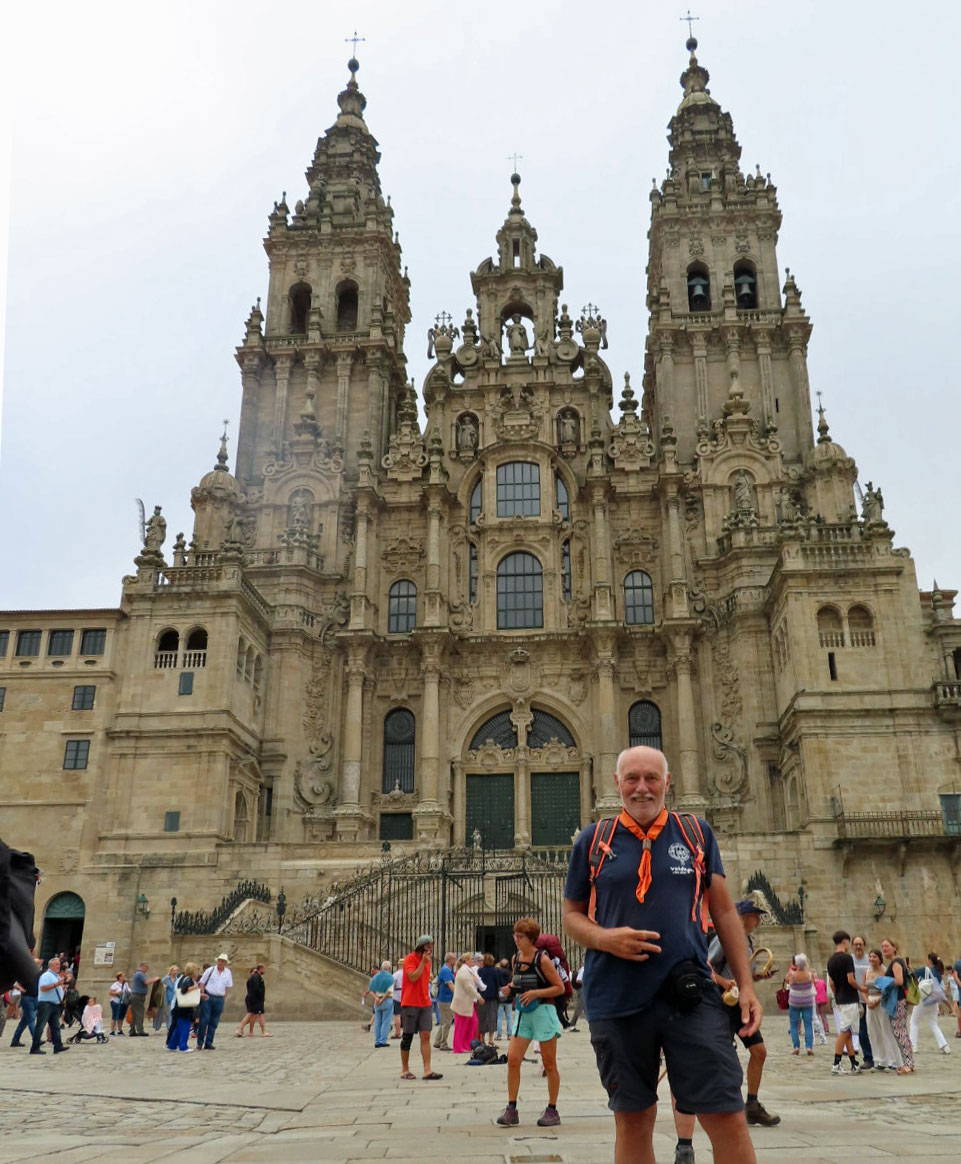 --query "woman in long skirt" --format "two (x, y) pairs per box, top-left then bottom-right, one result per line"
(864, 948), (902, 1070)
(451, 952), (481, 1052)
(880, 937), (915, 1073)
